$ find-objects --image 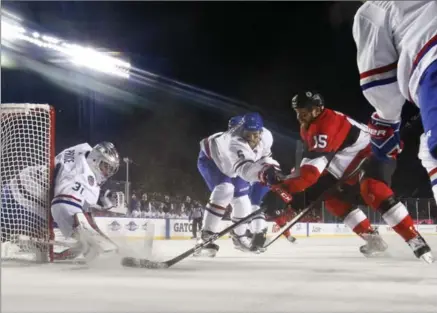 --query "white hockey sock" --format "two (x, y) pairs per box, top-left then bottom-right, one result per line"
(231, 196), (251, 236)
(203, 183), (234, 234)
(250, 205), (266, 234)
(203, 203), (226, 233)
